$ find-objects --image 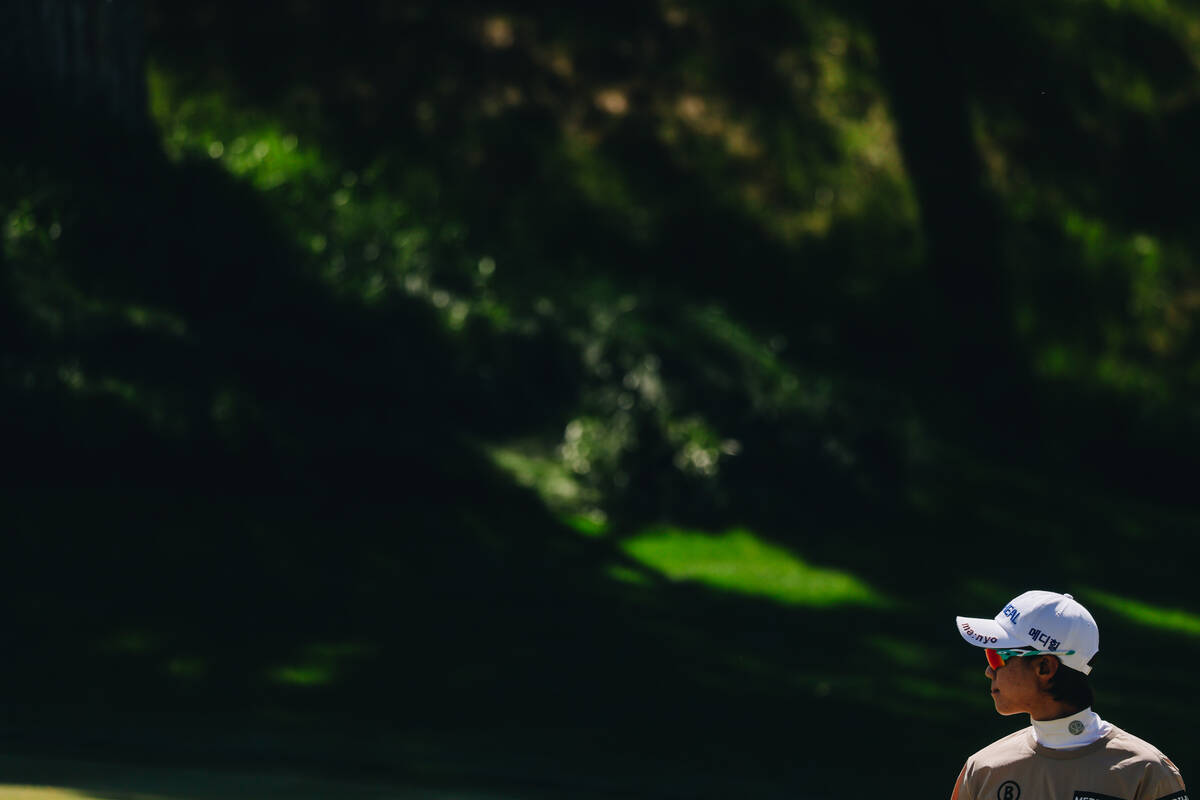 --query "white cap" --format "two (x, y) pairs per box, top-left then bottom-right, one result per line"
(956, 590), (1099, 675)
